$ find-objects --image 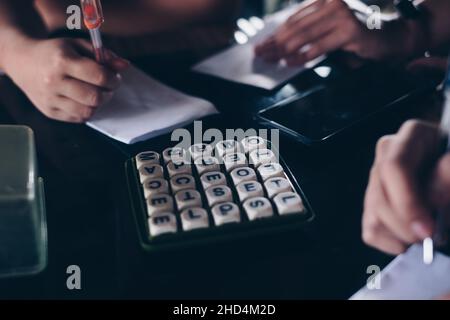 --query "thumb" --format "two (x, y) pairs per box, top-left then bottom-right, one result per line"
(71, 38), (130, 71)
